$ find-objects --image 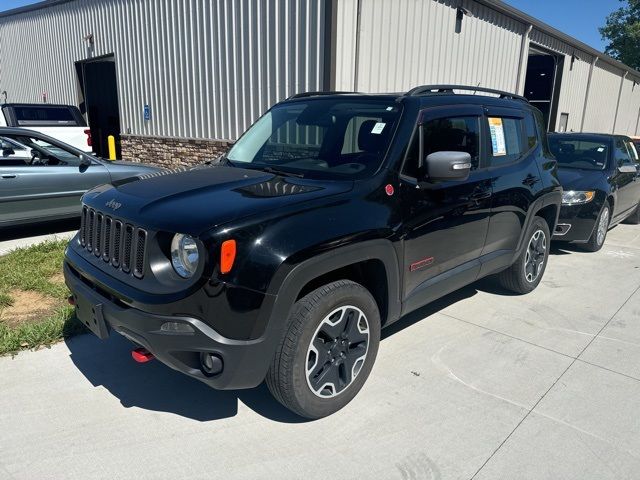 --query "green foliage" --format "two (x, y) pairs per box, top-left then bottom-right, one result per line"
(0, 240), (86, 355)
(600, 0), (640, 70)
